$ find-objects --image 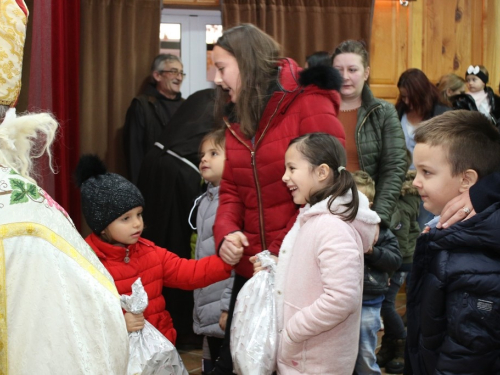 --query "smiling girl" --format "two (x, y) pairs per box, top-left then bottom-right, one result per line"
(254, 133), (380, 374)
